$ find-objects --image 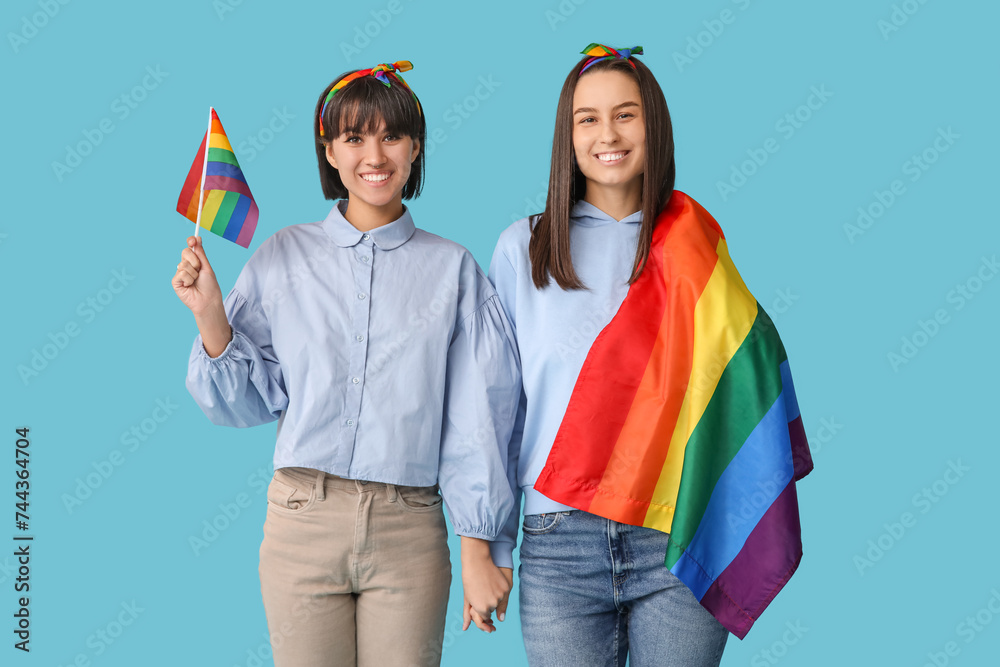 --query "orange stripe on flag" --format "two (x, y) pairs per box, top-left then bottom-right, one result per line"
(587, 197), (722, 525)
